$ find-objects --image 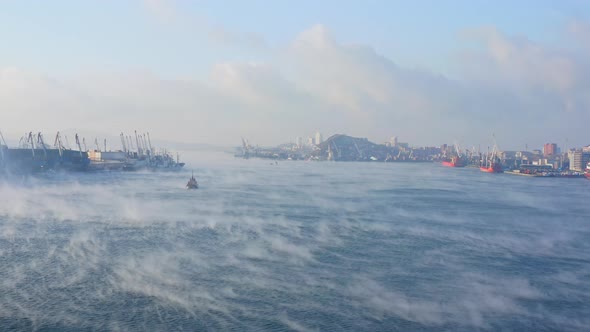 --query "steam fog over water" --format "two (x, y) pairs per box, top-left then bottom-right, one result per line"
(0, 151), (589, 331)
